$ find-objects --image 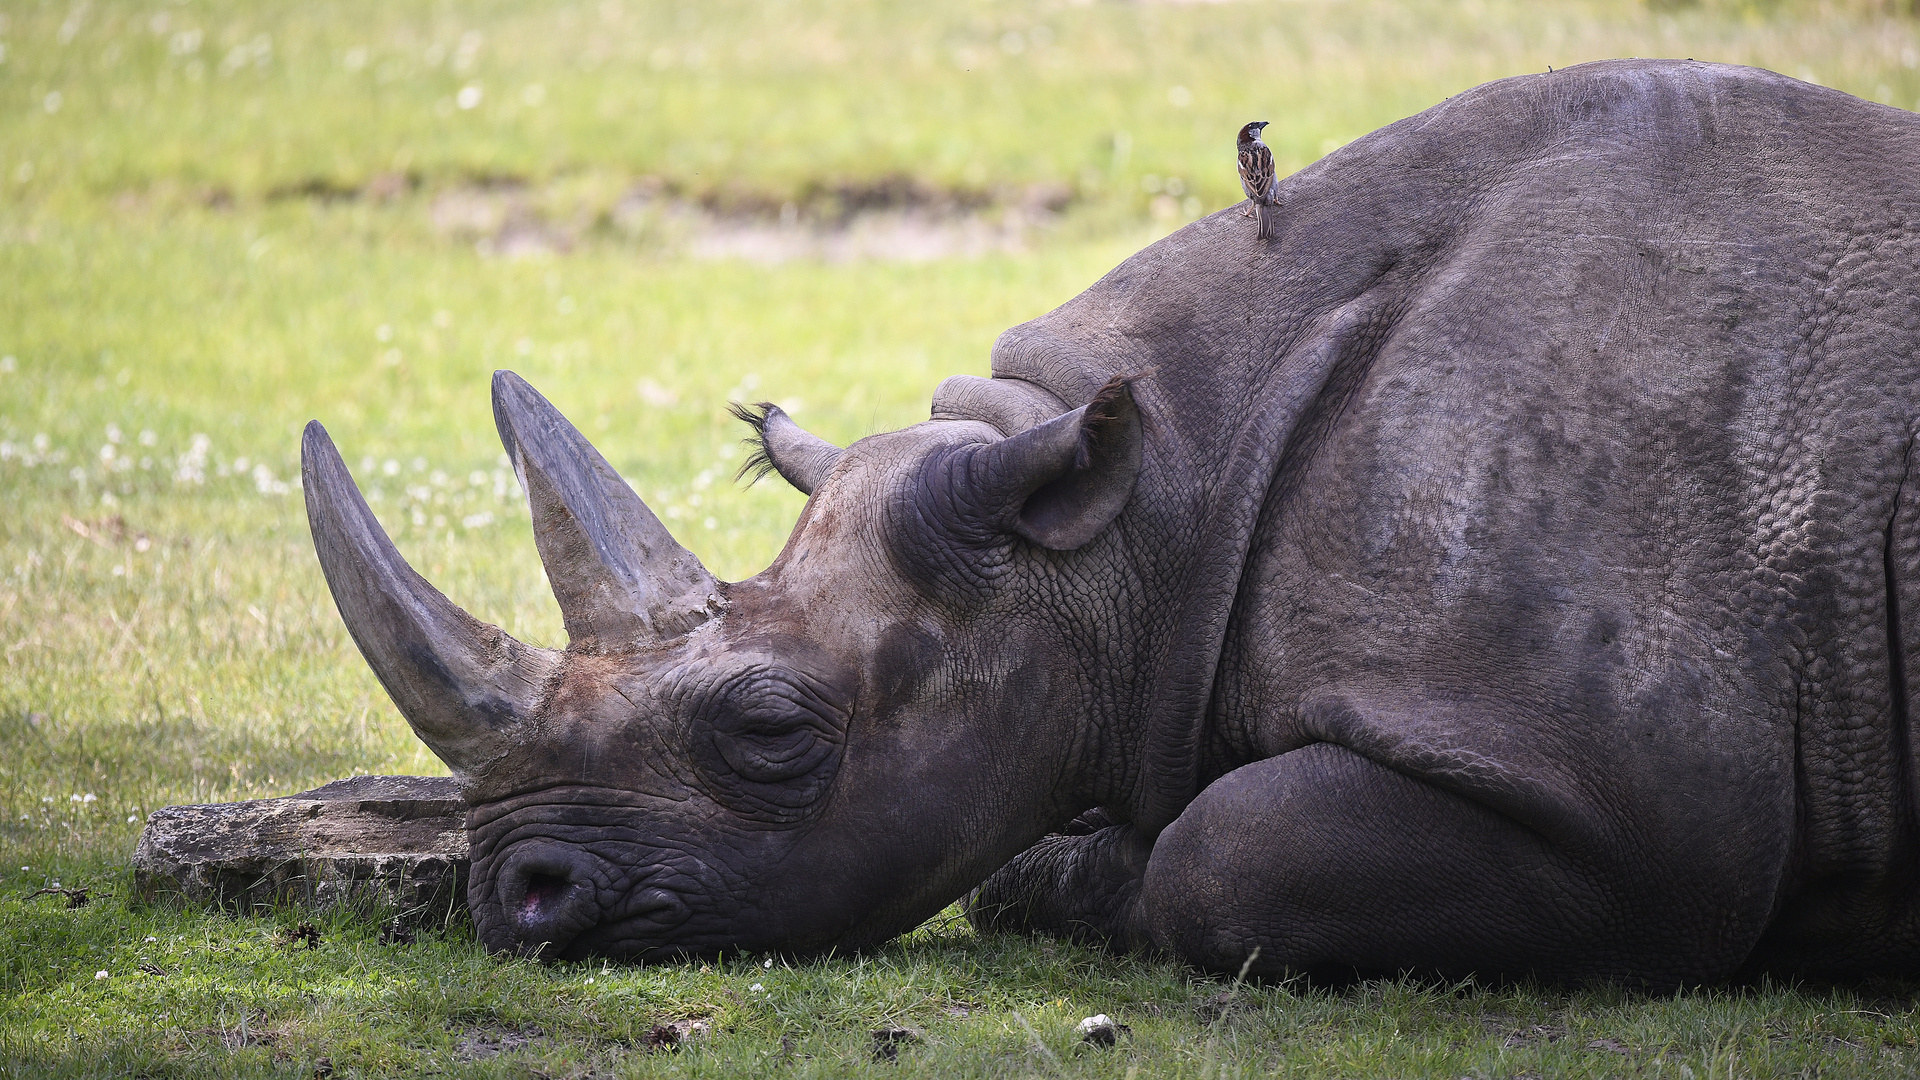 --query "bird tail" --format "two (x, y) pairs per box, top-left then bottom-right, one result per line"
(1255, 201), (1276, 242)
